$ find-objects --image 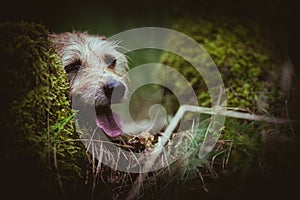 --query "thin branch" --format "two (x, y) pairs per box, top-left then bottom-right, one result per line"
(143, 105), (289, 175)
